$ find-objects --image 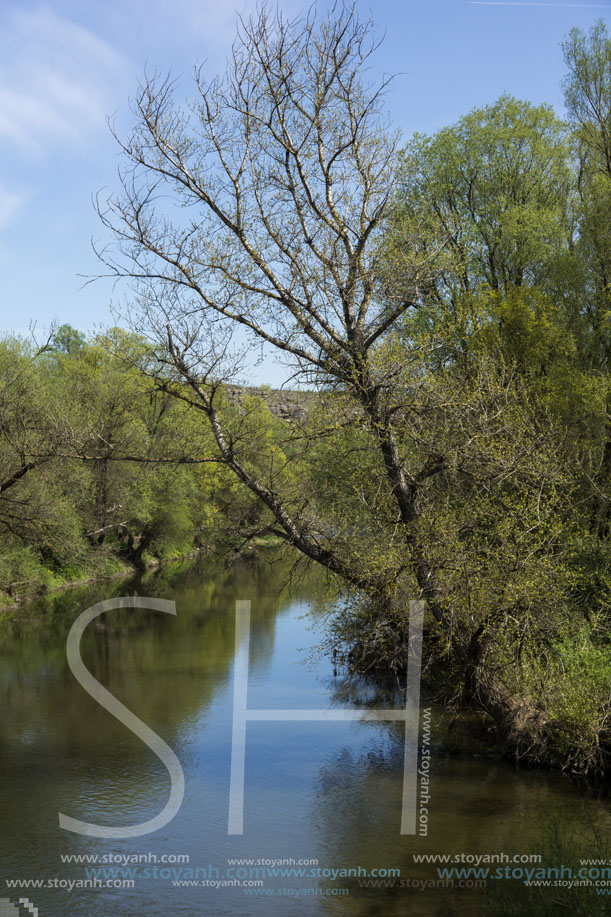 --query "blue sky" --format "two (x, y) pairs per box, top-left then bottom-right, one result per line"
(1, 0), (609, 372)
